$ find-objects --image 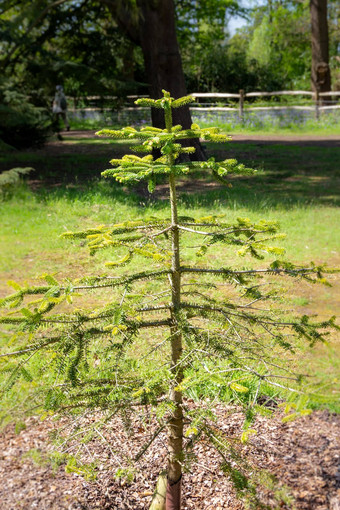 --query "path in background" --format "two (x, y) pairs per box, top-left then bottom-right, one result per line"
(39, 130), (340, 157)
(58, 130), (340, 143)
(231, 133), (340, 145)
